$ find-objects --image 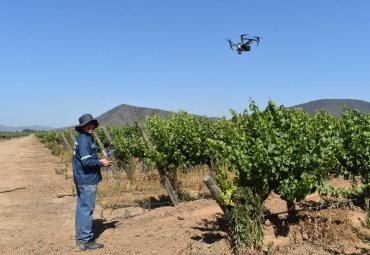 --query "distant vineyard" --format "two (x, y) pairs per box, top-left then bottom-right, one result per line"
(37, 100), (370, 254)
(0, 131), (35, 140)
